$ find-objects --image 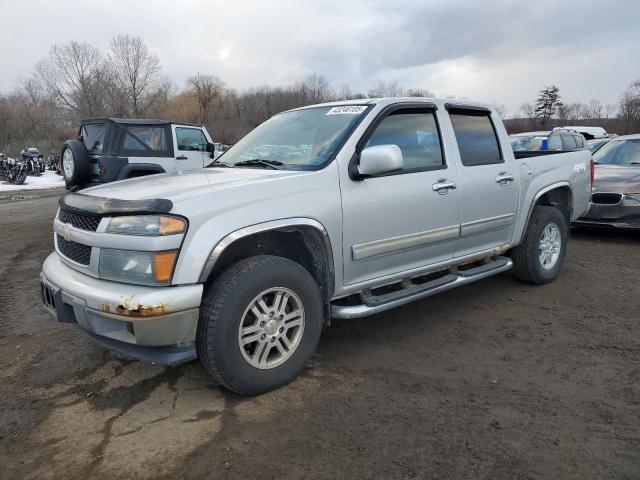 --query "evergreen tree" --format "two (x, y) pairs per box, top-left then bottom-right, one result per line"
(534, 85), (562, 125)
